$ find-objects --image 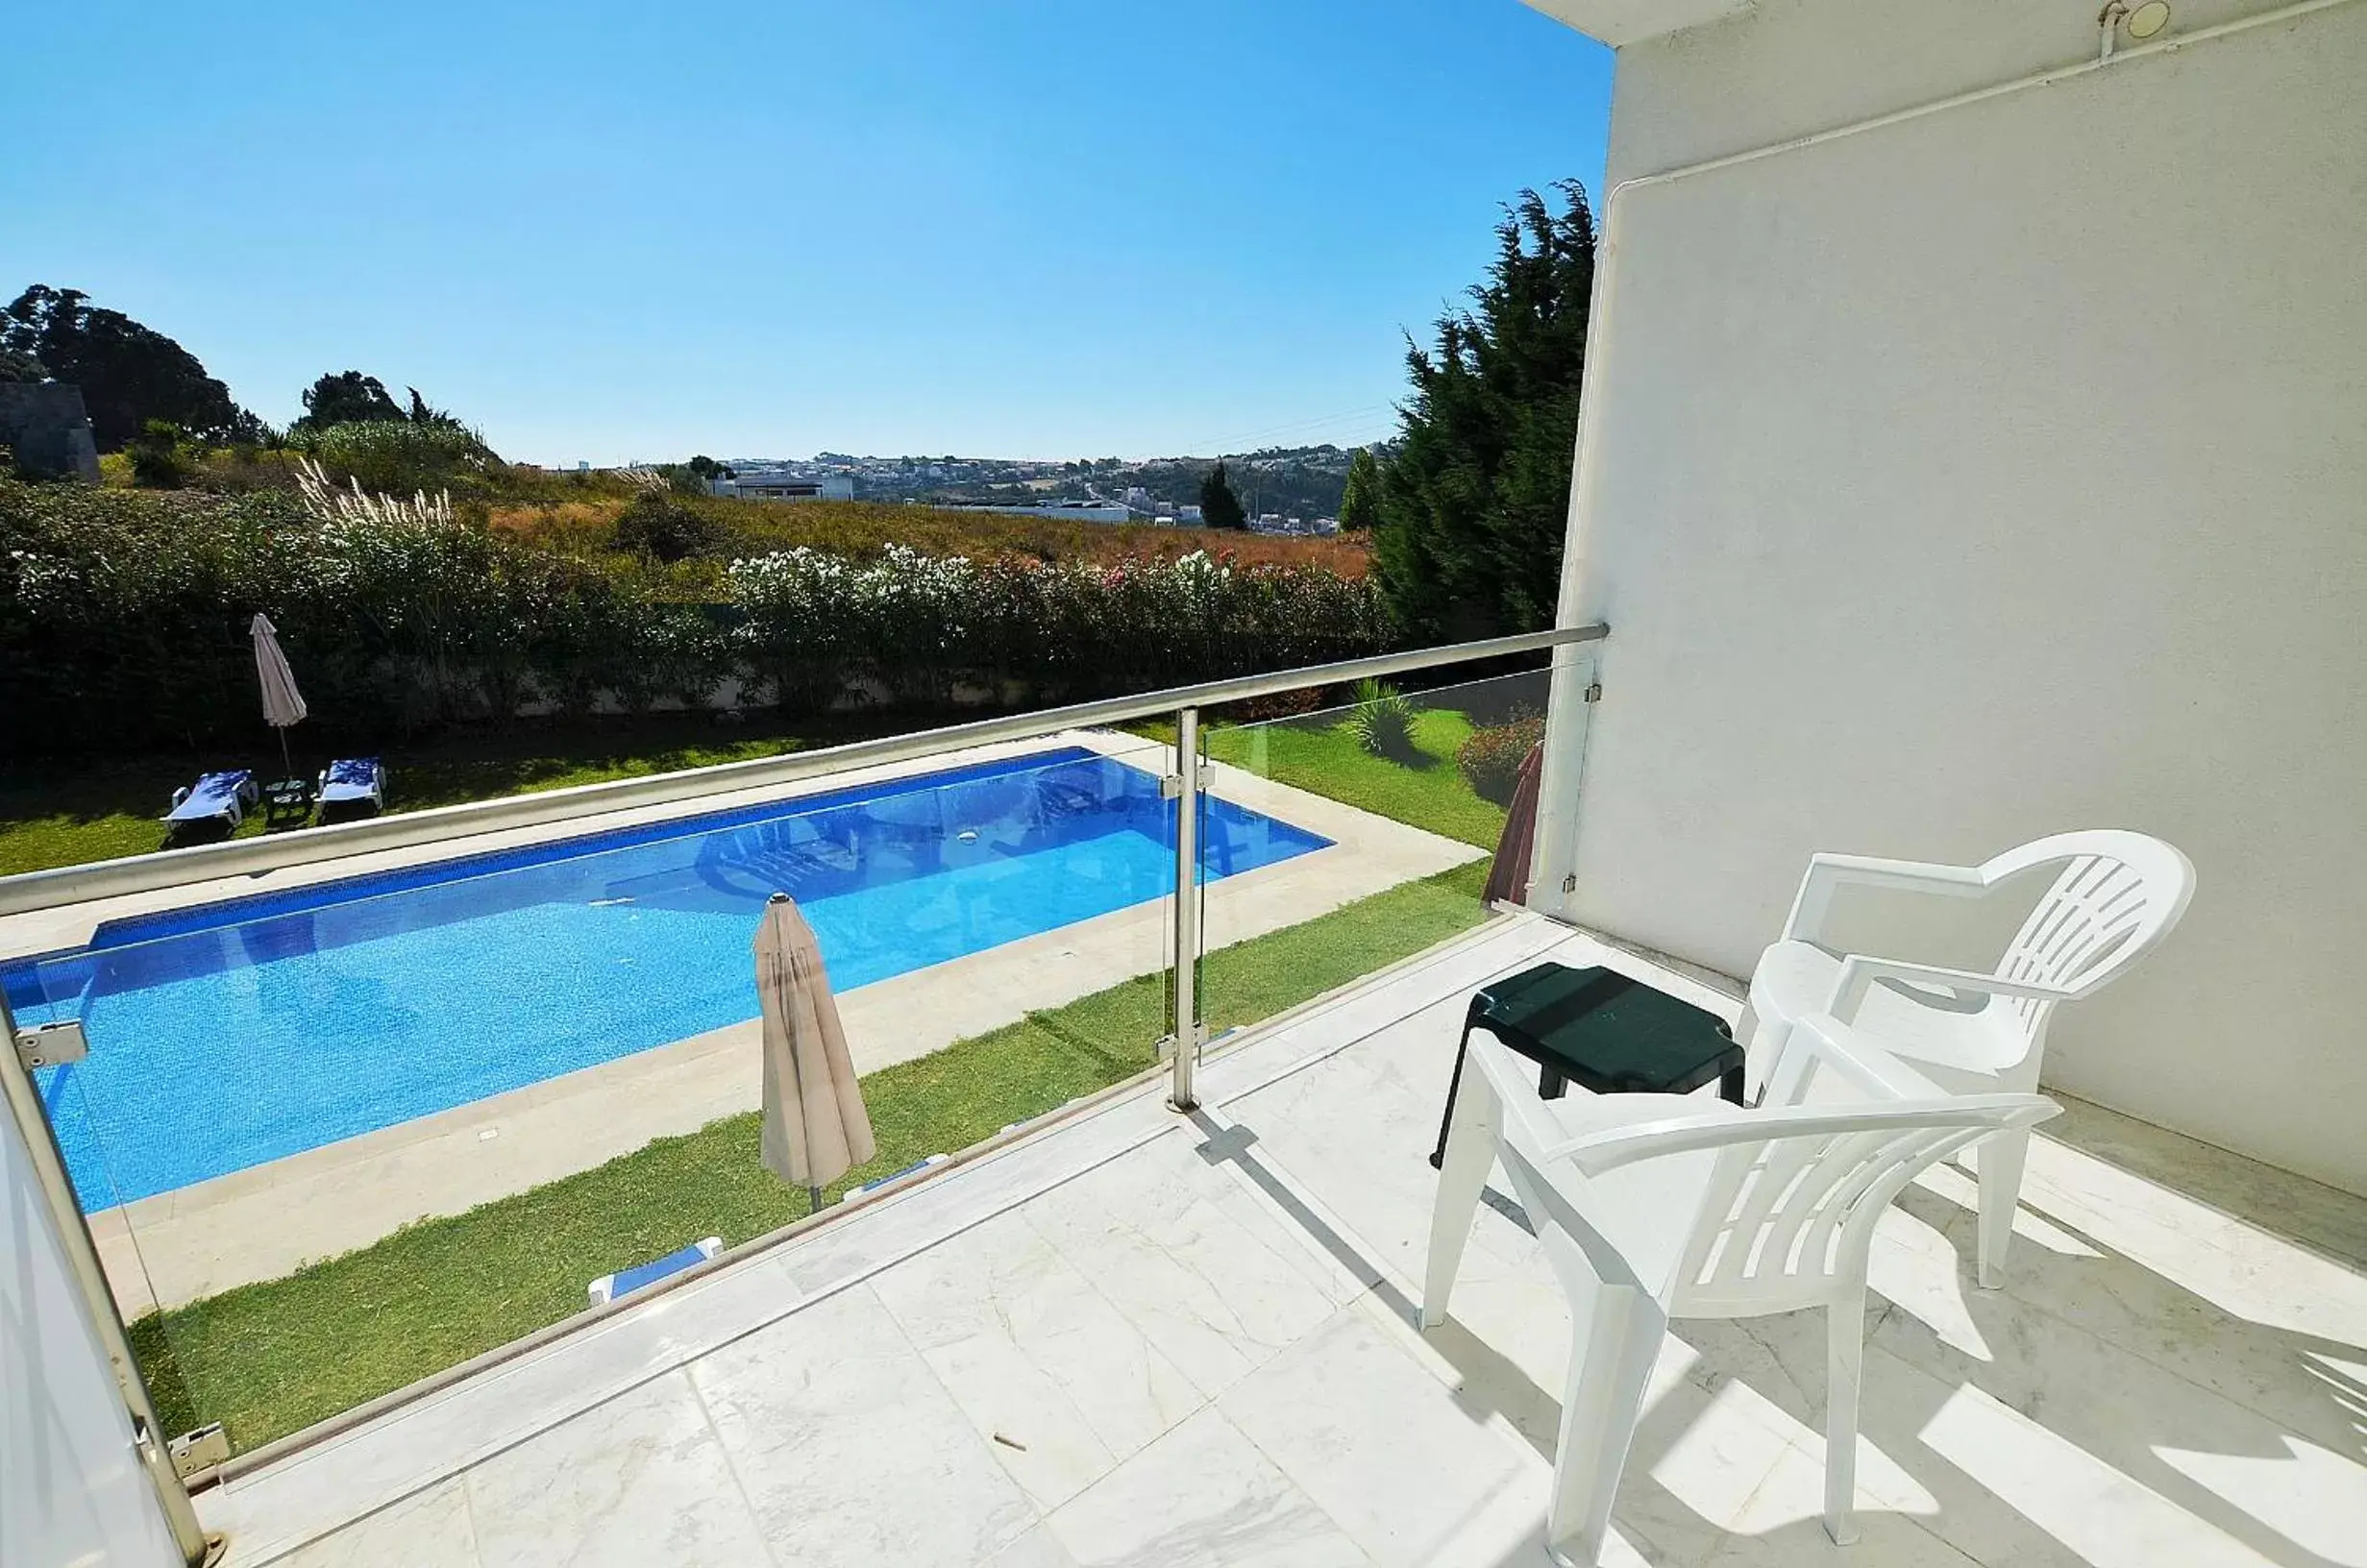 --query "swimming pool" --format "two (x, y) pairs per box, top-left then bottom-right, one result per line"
(4, 746), (1328, 1206)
